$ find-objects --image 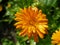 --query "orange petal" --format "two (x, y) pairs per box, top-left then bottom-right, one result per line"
(38, 19), (48, 23)
(14, 18), (22, 21)
(42, 25), (48, 29)
(38, 10), (42, 15)
(42, 14), (46, 19)
(32, 7), (38, 15)
(36, 29), (44, 38)
(57, 43), (60, 45)
(19, 28), (27, 36)
(28, 6), (34, 17)
(21, 31), (27, 37)
(37, 25), (46, 34)
(14, 21), (23, 26)
(33, 33), (38, 42)
(15, 12), (21, 16)
(22, 8), (30, 17)
(51, 41), (58, 44)
(16, 25), (22, 29)
(27, 27), (32, 39)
